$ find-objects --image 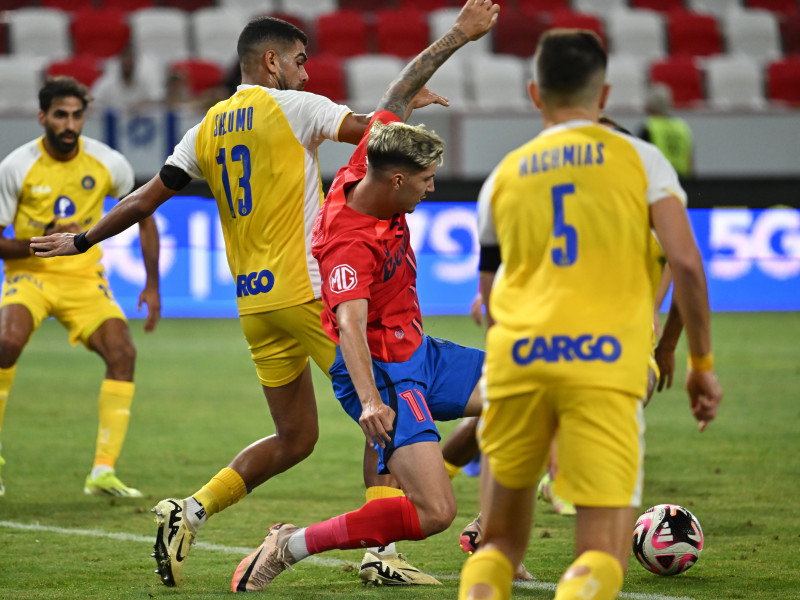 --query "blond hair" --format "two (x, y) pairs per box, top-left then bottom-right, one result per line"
(367, 120), (444, 173)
